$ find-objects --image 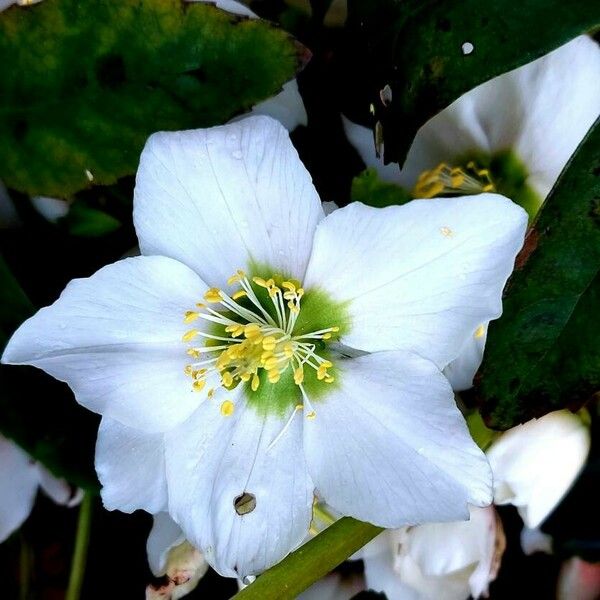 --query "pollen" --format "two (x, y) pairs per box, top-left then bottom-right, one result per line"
(180, 270), (340, 401)
(440, 226), (453, 237)
(220, 400), (235, 416)
(414, 162), (495, 199)
(474, 324), (485, 338)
